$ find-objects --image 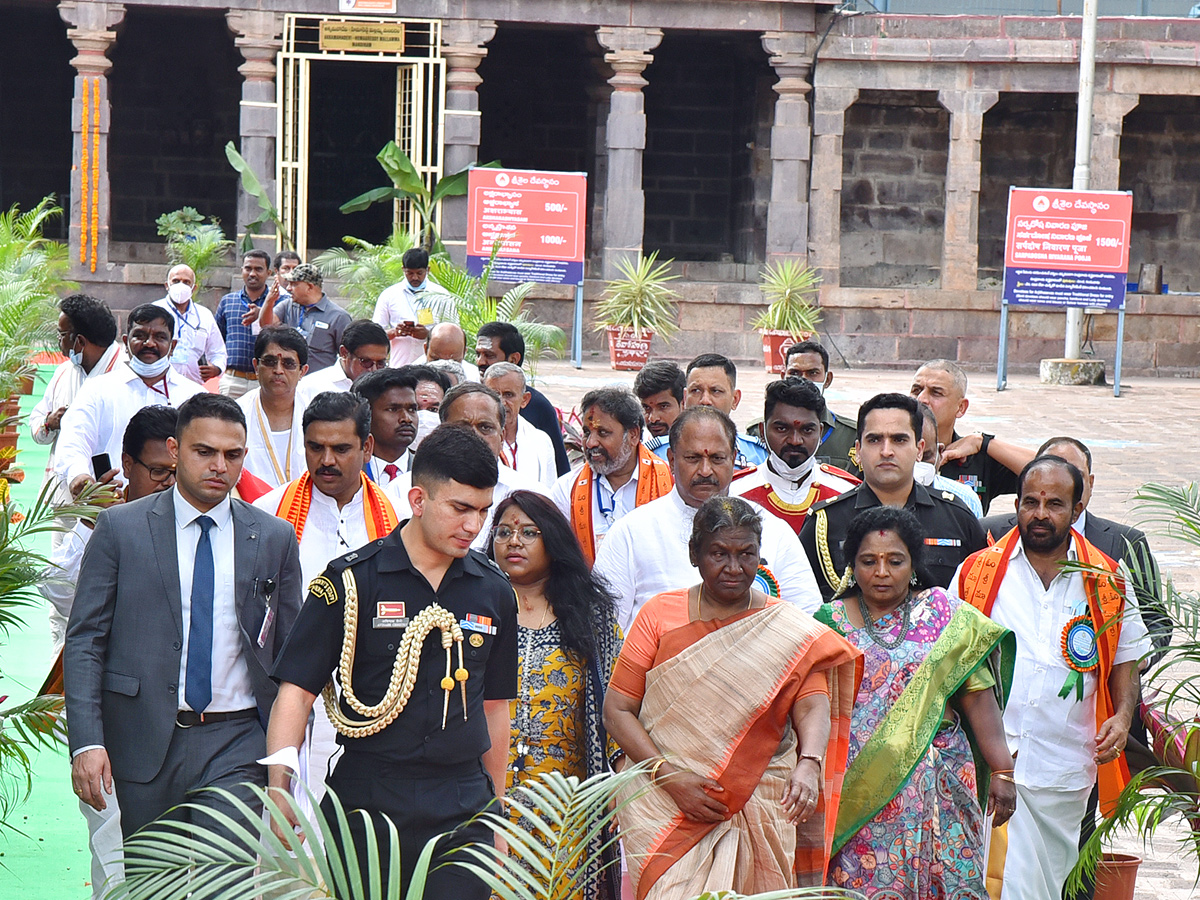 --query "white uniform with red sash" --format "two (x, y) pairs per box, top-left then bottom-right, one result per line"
(951, 527), (1150, 900)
